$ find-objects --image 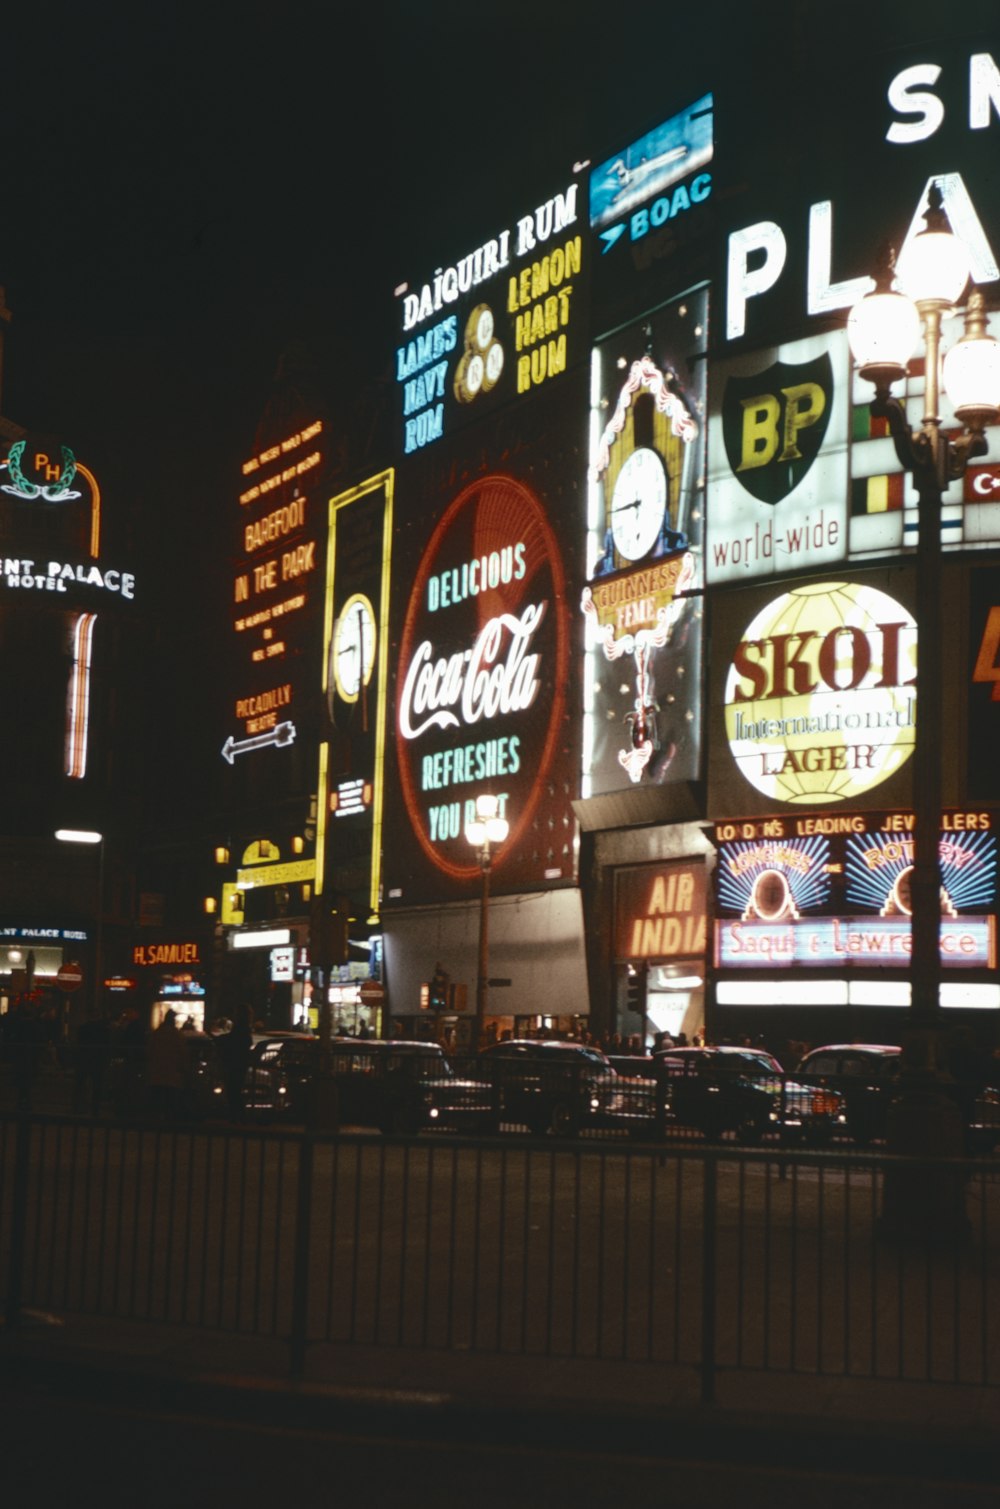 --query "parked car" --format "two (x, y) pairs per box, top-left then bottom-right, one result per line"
(244, 1033), (322, 1121)
(795, 1043), (1000, 1151)
(244, 1035), (492, 1134)
(793, 1044), (901, 1146)
(109, 1029), (227, 1120)
(476, 1040), (642, 1136)
(654, 1046), (846, 1145)
(331, 1039), (492, 1134)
